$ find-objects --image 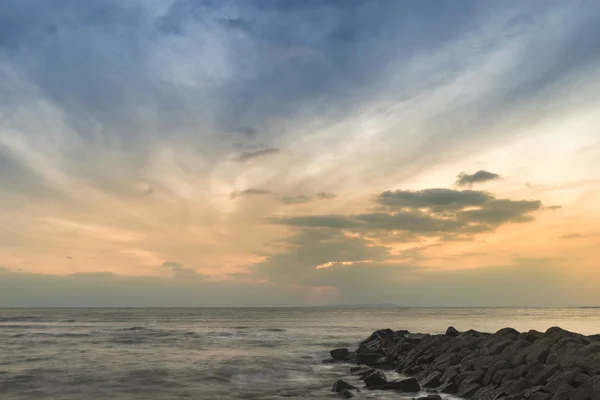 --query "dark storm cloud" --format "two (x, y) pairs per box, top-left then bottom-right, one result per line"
(456, 170), (502, 186)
